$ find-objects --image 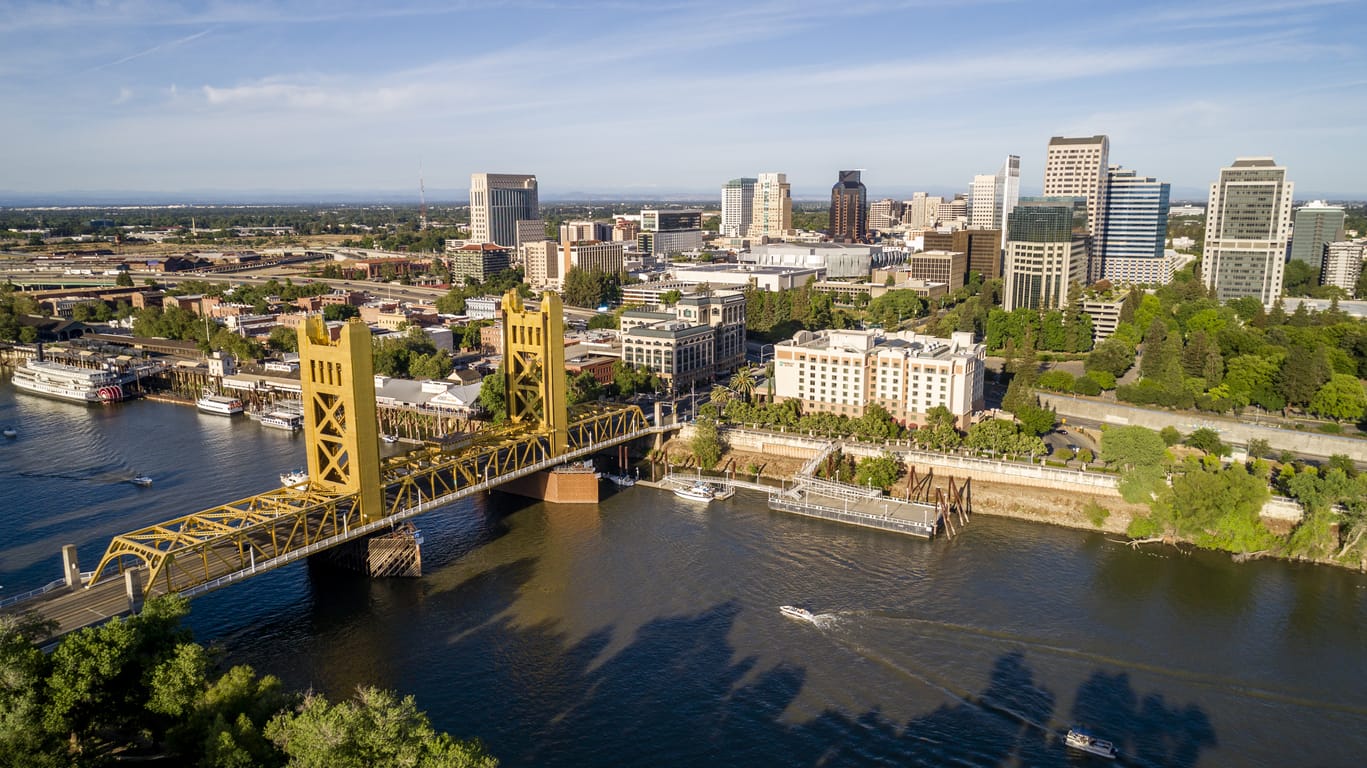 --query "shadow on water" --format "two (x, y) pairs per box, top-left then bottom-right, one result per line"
(390, 595), (1219, 768)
